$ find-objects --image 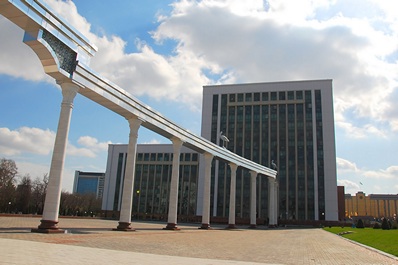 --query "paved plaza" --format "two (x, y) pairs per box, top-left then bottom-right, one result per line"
(0, 216), (397, 264)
